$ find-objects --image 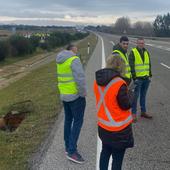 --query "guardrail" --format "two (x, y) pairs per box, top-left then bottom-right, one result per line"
(127, 34), (170, 42)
